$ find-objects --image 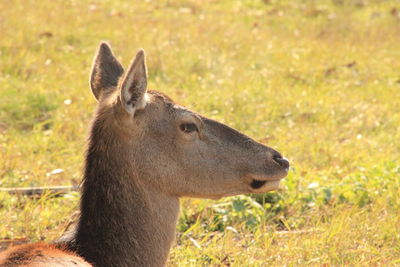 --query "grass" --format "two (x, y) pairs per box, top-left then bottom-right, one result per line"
(0, 0), (399, 265)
